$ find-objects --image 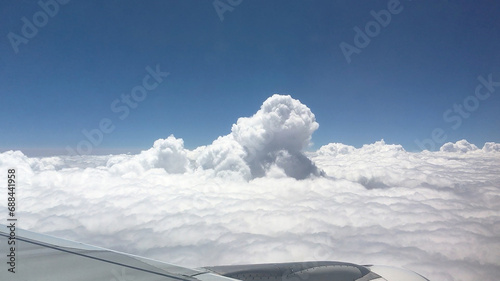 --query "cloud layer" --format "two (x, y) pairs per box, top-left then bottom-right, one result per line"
(1, 95), (499, 281)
